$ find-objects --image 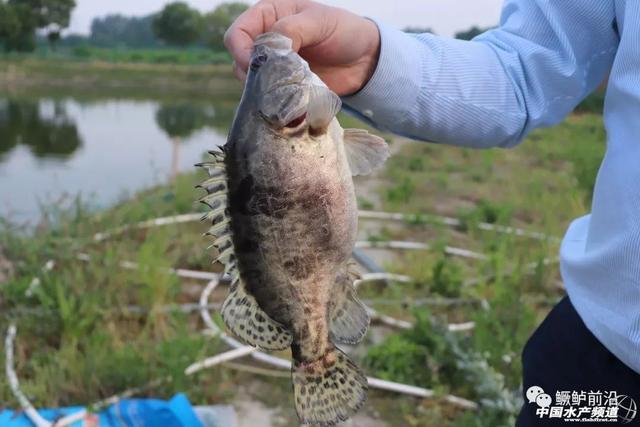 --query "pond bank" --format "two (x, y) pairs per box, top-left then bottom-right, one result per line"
(0, 59), (241, 99)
